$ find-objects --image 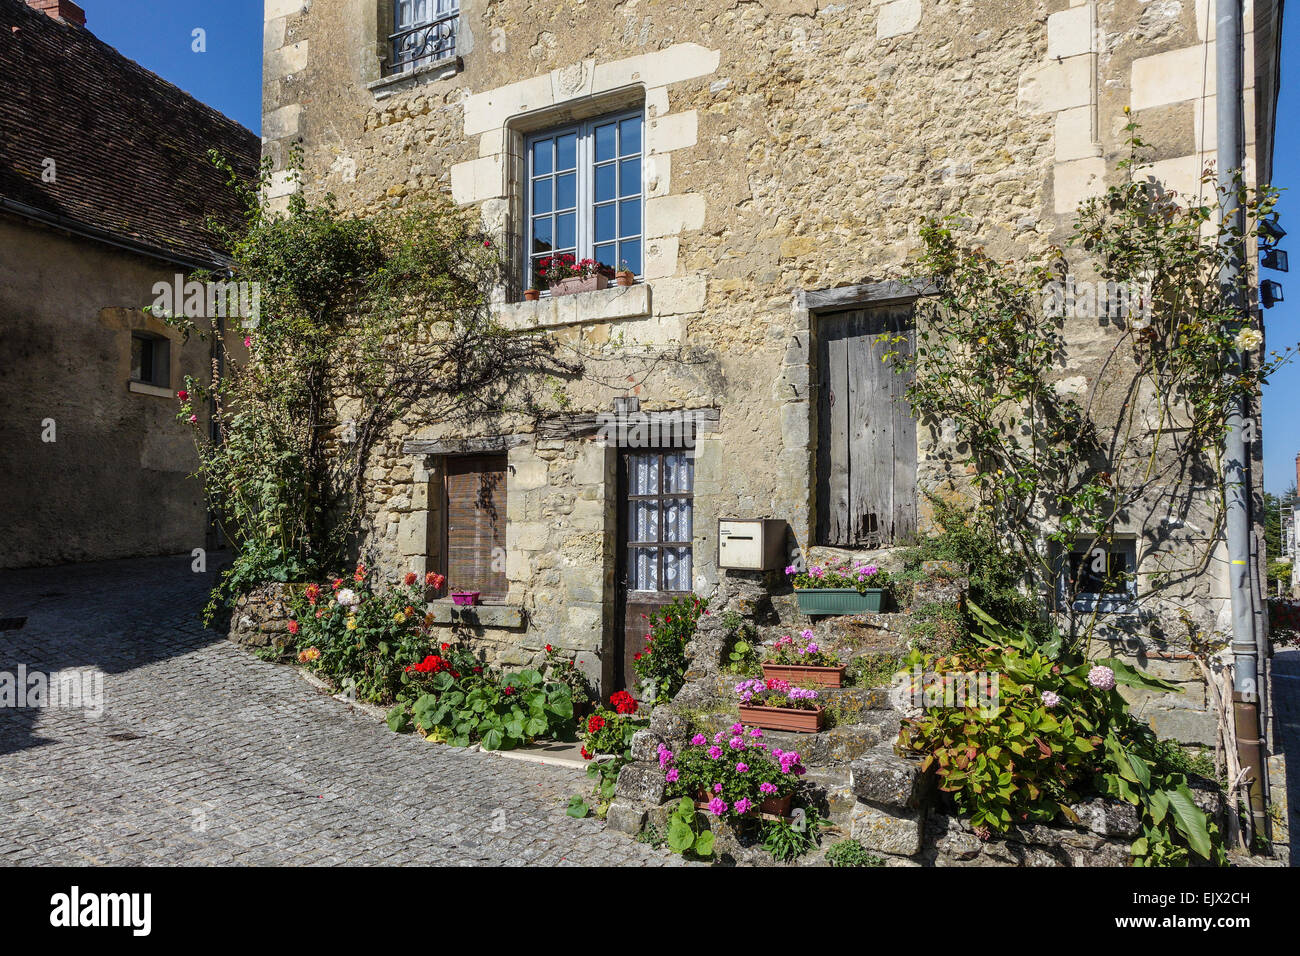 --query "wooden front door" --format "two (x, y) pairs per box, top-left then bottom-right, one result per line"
(816, 304), (917, 547)
(616, 449), (694, 692)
